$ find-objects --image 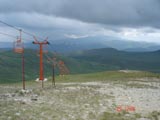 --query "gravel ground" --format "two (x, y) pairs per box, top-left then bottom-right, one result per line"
(0, 78), (160, 120)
